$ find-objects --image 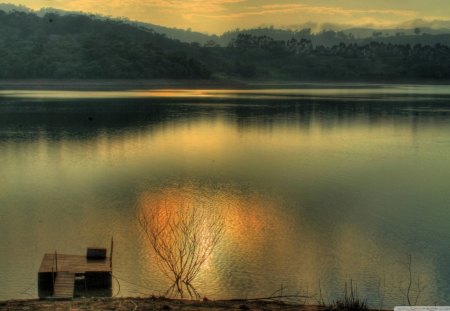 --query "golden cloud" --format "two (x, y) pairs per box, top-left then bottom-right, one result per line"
(12, 0), (450, 33)
(183, 3), (417, 20)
